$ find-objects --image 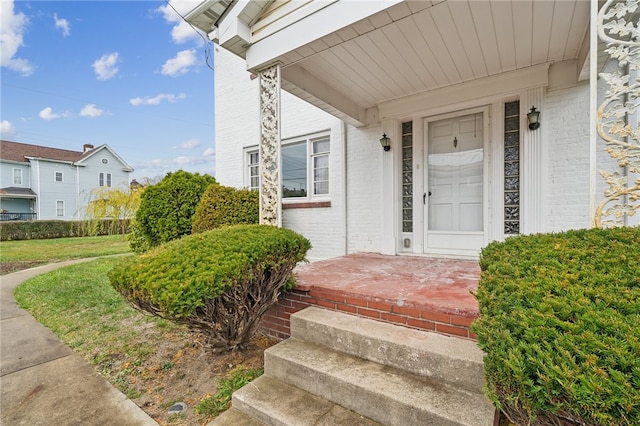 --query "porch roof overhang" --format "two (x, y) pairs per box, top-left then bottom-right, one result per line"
(187, 0), (594, 127)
